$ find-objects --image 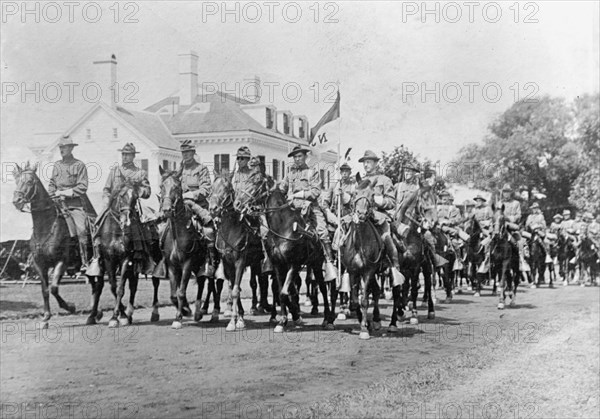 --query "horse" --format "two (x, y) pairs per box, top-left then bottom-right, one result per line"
(235, 175), (335, 332)
(578, 237), (599, 285)
(490, 205), (518, 309)
(209, 173), (263, 331)
(158, 168), (208, 329)
(529, 230), (550, 288)
(339, 179), (385, 340)
(463, 215), (486, 296)
(557, 233), (577, 285)
(12, 162), (84, 327)
(94, 179), (153, 327)
(434, 226), (456, 303)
